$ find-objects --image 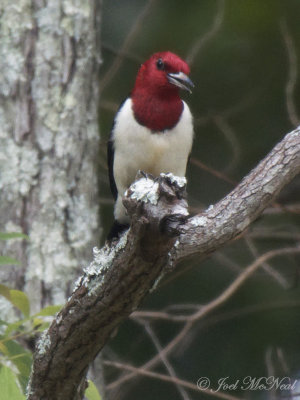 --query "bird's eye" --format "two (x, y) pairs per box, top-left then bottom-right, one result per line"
(156, 58), (164, 70)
